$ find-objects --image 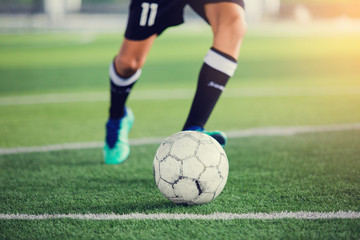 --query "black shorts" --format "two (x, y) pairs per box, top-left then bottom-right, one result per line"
(125, 0), (245, 40)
